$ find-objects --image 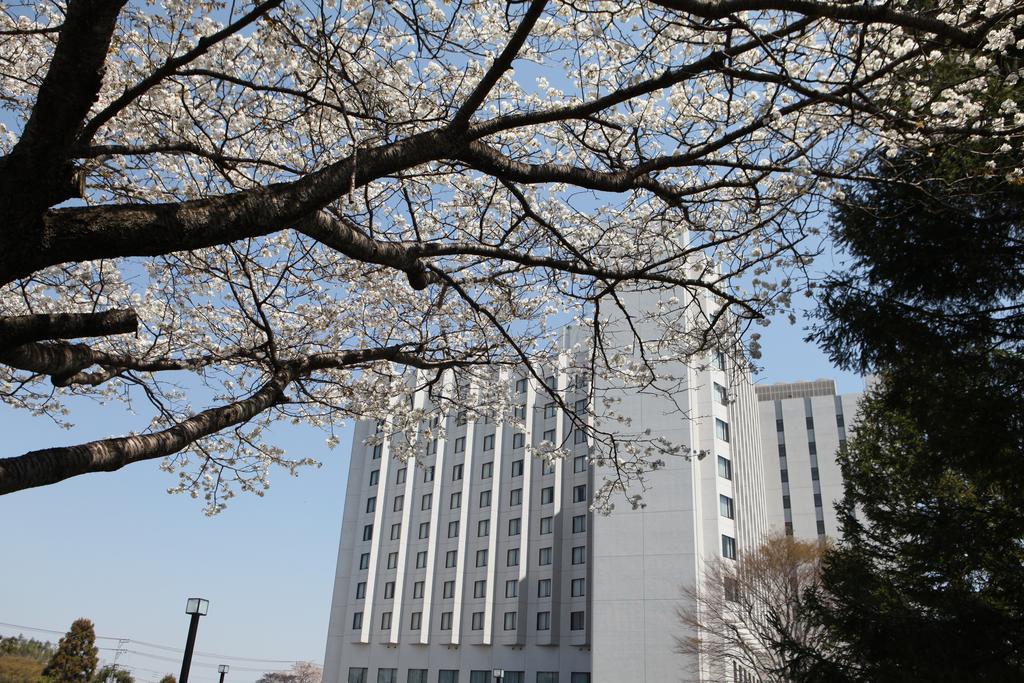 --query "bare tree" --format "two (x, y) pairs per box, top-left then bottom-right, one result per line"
(677, 533), (834, 682)
(0, 0), (1019, 510)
